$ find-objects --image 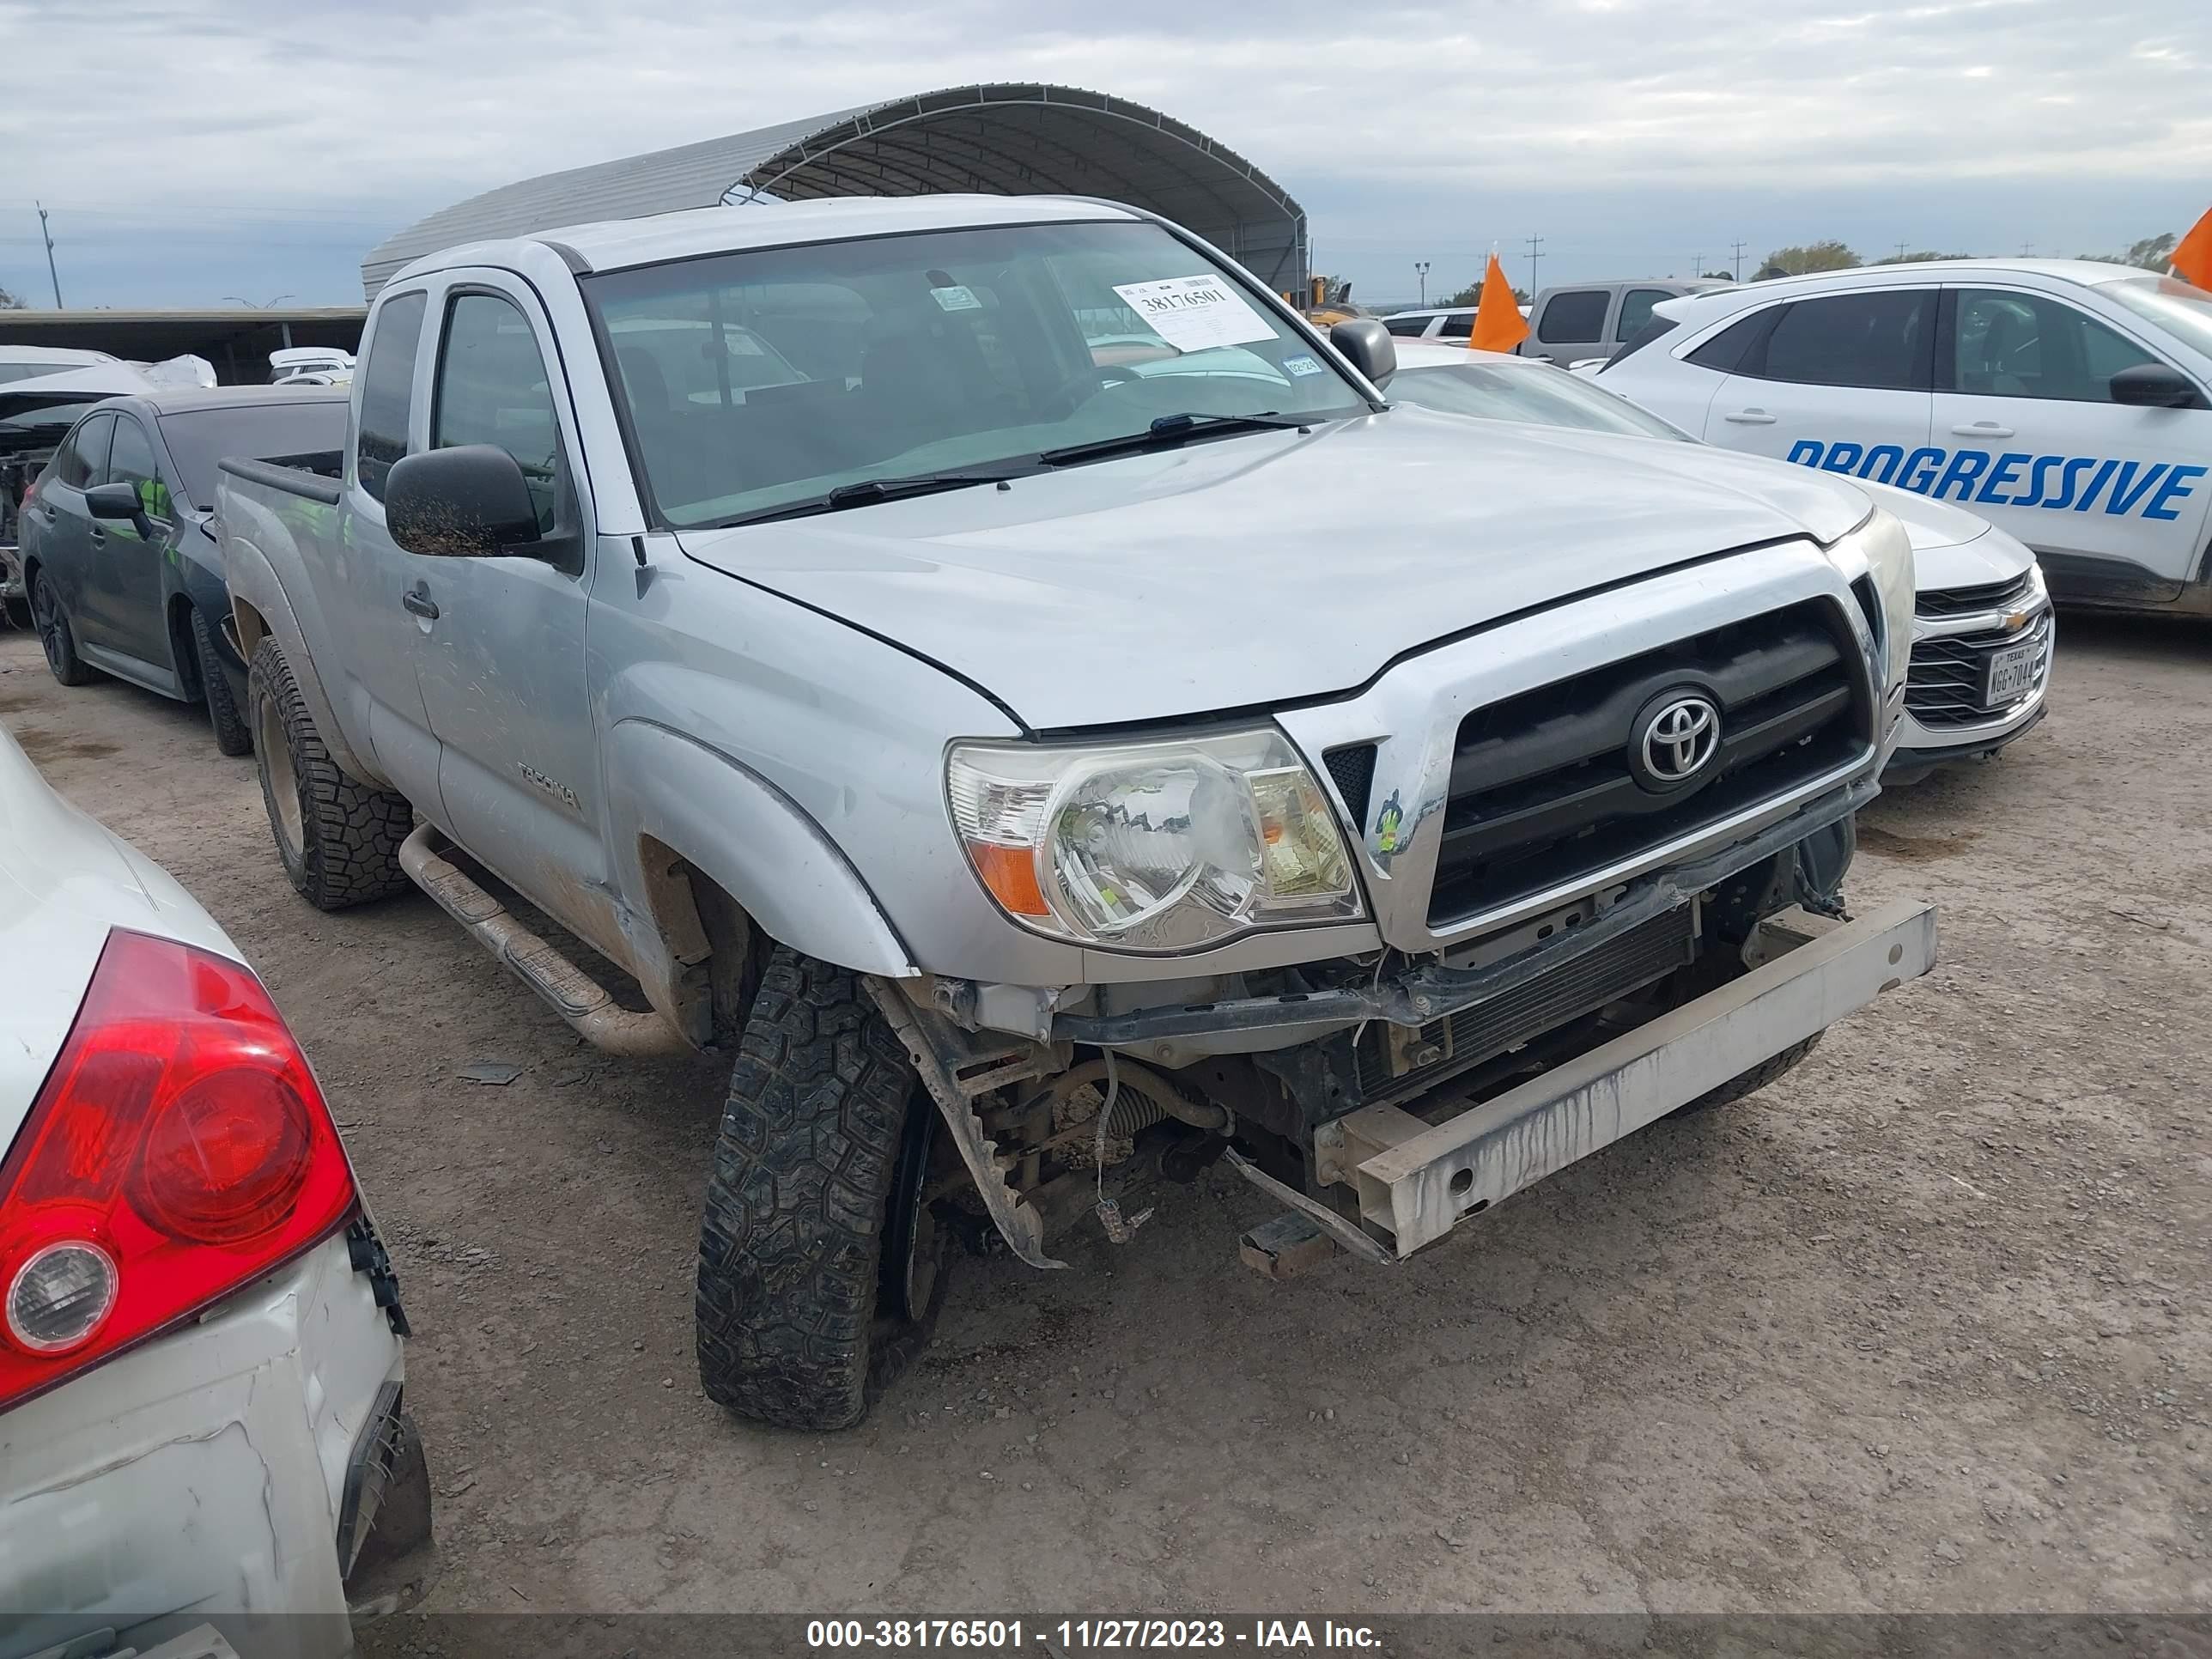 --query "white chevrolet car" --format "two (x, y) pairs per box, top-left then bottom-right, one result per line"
(1387, 341), (2052, 781)
(0, 726), (431, 1656)
(1589, 261), (2212, 617)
